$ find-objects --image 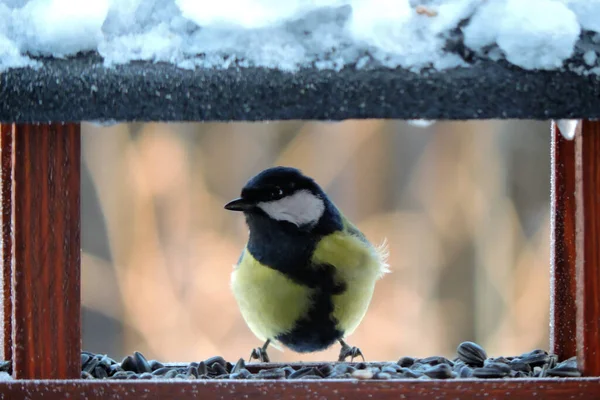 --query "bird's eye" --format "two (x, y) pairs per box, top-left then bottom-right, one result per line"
(272, 187), (283, 198)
